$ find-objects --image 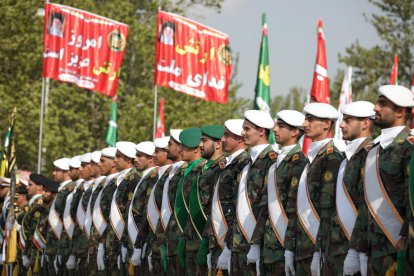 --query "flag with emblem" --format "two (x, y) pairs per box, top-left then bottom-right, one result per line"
(155, 98), (165, 138)
(334, 66), (352, 141)
(302, 20), (330, 154)
(253, 13), (275, 144)
(0, 108), (16, 178)
(105, 96), (117, 146)
(389, 54), (398, 85)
